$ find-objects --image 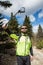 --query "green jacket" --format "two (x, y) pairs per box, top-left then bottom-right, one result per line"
(10, 33), (32, 56)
